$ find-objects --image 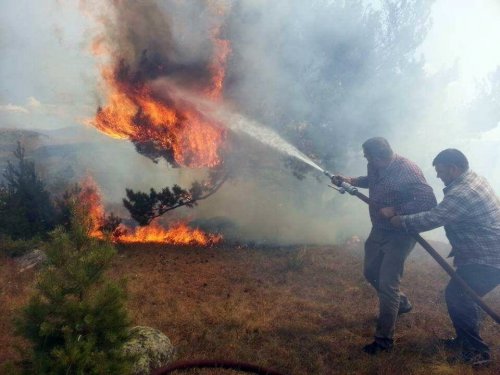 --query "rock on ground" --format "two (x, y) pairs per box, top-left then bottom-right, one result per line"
(123, 326), (175, 375)
(15, 249), (47, 272)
